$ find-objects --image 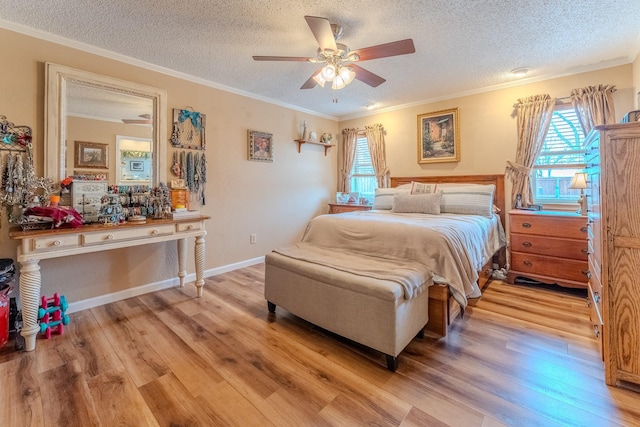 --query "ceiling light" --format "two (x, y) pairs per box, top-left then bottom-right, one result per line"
(339, 66), (355, 85)
(510, 67), (530, 77)
(312, 72), (326, 87)
(321, 64), (336, 81)
(332, 76), (346, 90)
